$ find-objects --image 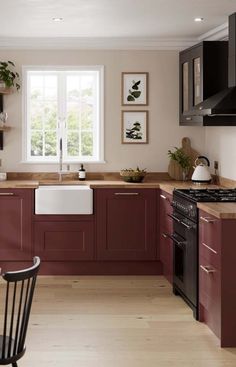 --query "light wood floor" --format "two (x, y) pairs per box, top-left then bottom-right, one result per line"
(5, 276), (236, 366)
